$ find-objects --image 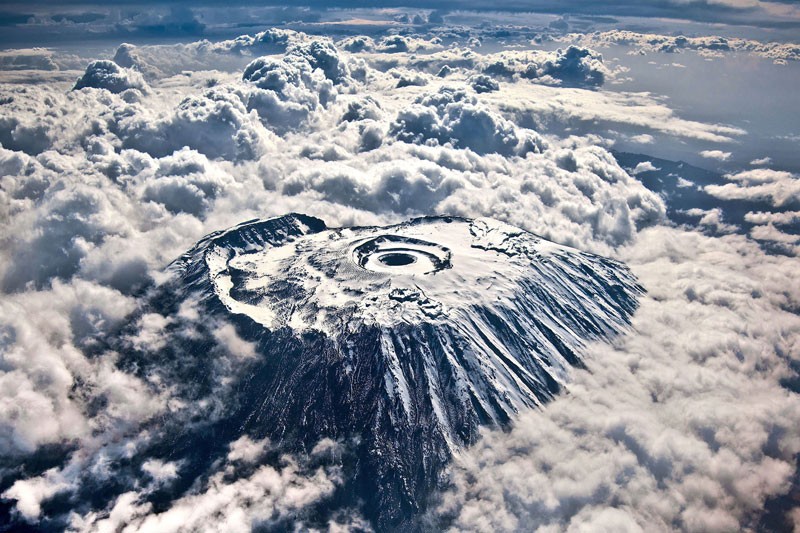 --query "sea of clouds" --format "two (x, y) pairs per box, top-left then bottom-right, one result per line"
(0, 18), (799, 532)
